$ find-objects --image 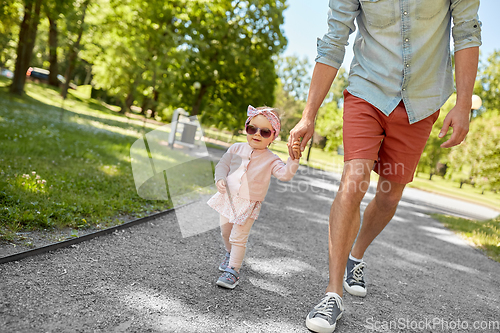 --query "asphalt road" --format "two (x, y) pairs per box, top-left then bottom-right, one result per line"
(0, 146), (499, 332)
